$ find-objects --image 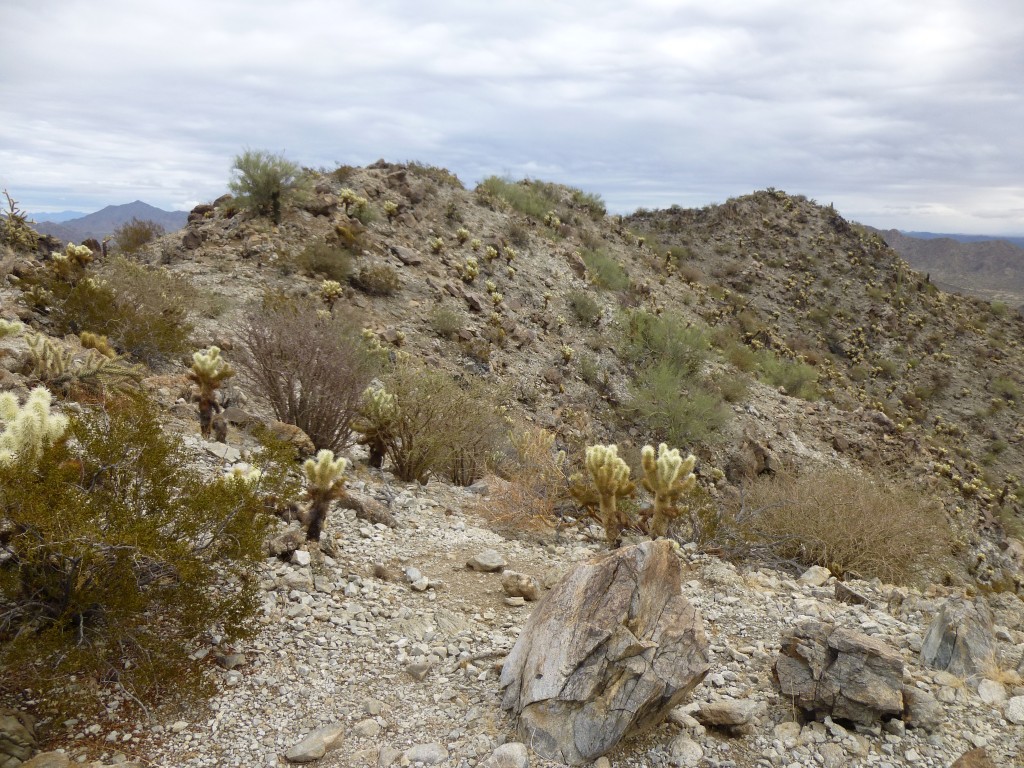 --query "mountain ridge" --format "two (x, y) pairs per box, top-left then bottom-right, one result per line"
(30, 200), (187, 243)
